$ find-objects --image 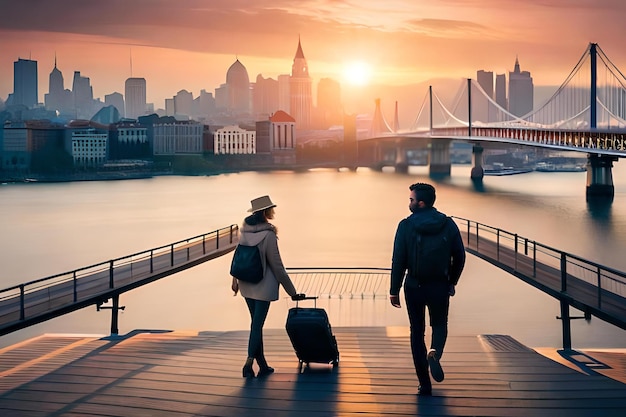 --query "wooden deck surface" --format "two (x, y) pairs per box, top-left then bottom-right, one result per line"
(1, 327), (625, 417)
